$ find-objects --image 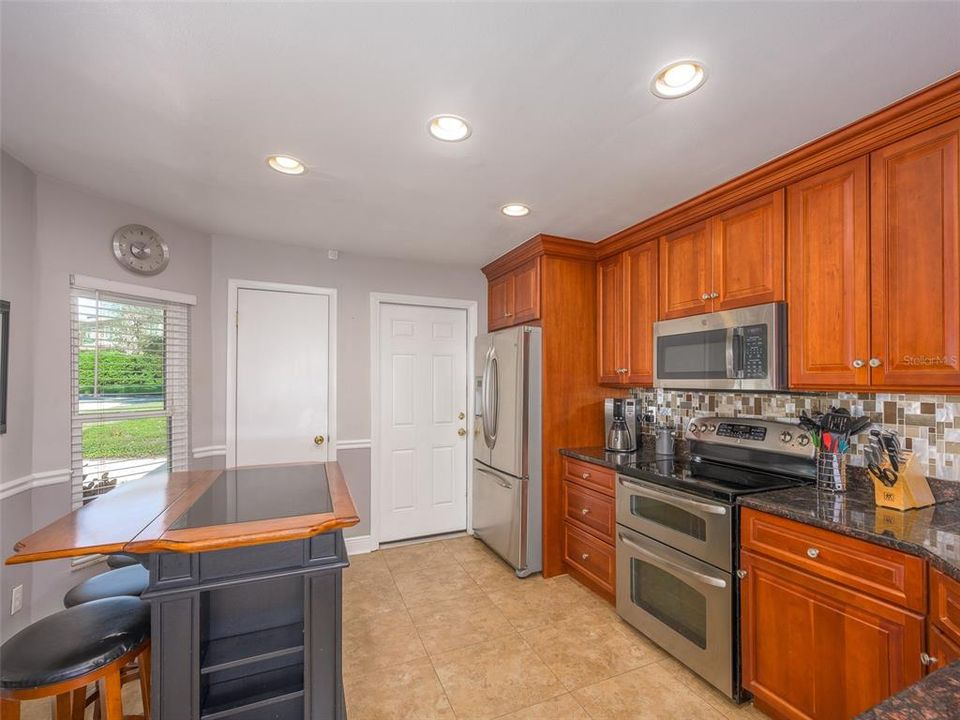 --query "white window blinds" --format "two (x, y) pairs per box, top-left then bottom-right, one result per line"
(70, 285), (190, 508)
